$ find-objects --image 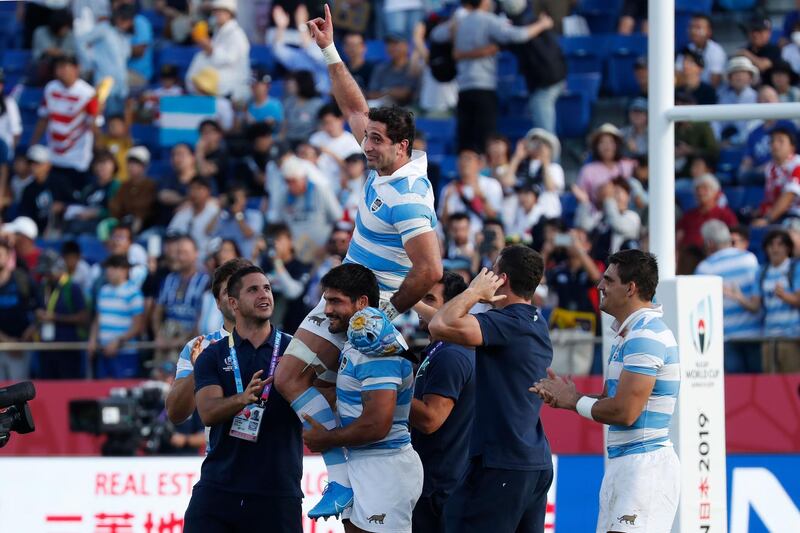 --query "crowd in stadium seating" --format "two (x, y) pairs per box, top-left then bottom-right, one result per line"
(1, 0), (800, 382)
